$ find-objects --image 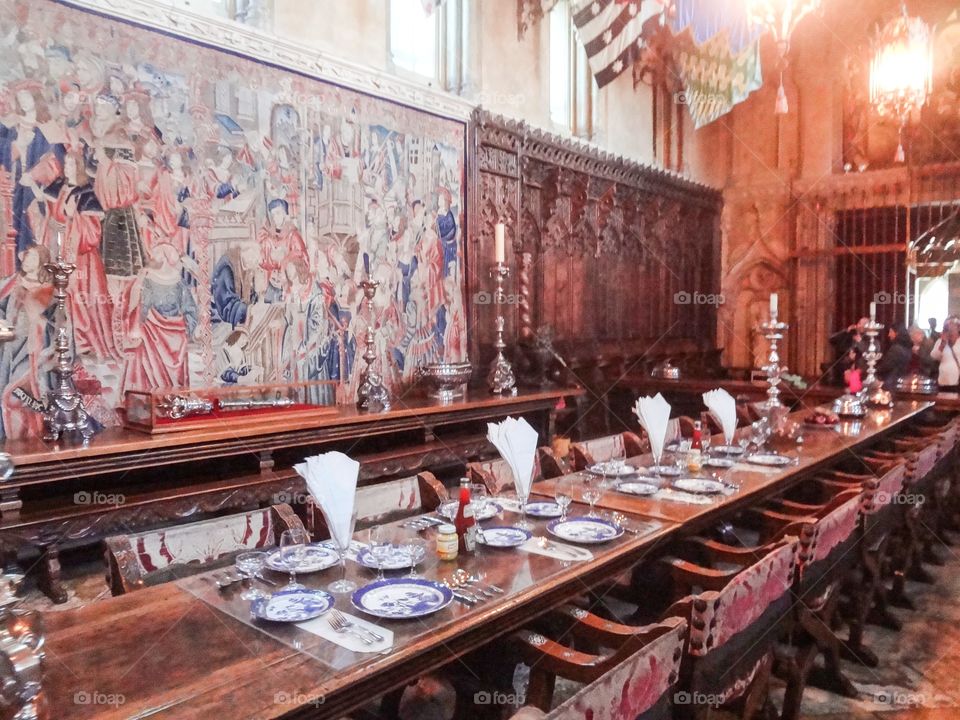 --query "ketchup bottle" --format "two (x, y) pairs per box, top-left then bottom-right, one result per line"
(691, 421), (703, 452)
(454, 478), (477, 553)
